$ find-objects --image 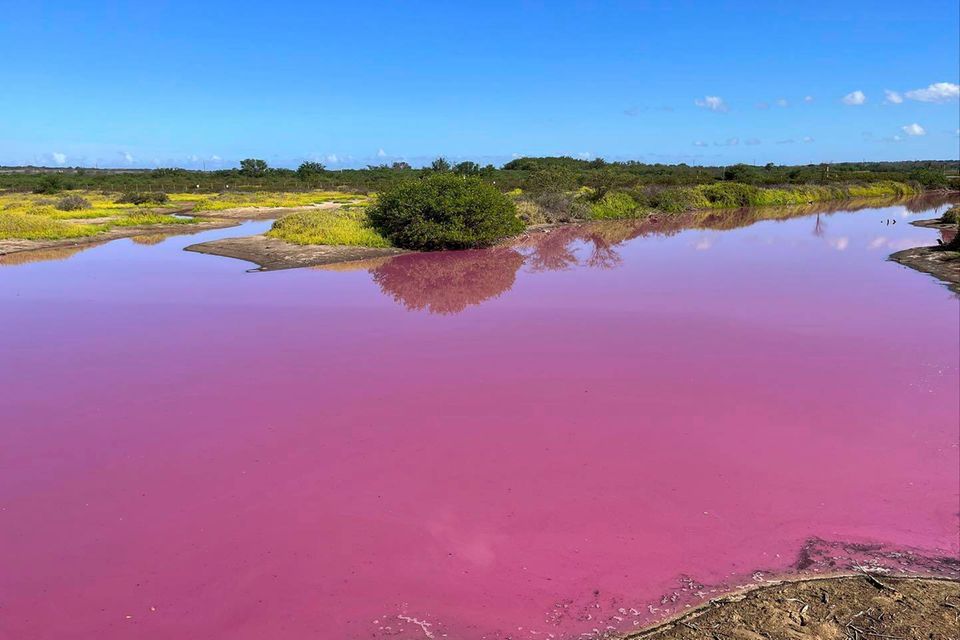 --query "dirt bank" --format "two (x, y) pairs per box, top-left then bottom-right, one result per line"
(625, 574), (959, 640)
(184, 234), (409, 270)
(888, 216), (960, 293)
(0, 218), (241, 259)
